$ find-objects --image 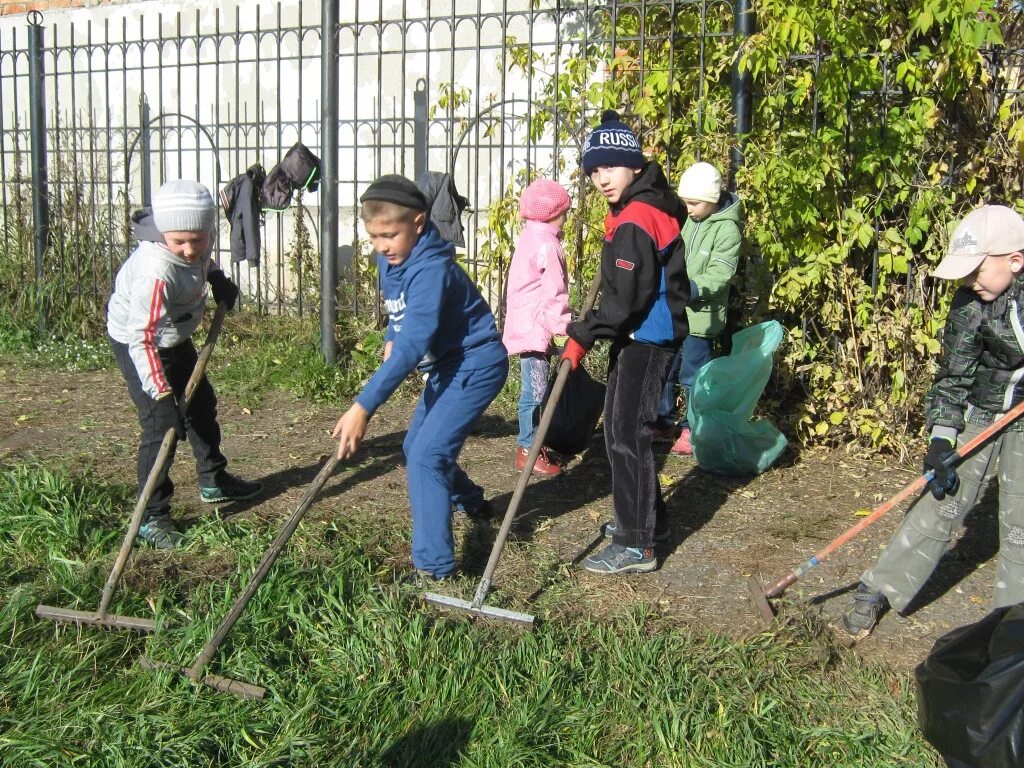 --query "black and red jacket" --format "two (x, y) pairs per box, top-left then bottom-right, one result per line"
(569, 162), (690, 350)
